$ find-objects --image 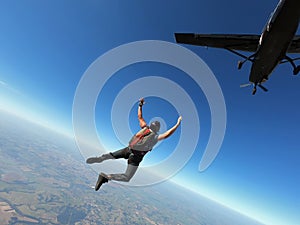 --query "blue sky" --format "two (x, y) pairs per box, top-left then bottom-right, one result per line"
(0, 0), (299, 225)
